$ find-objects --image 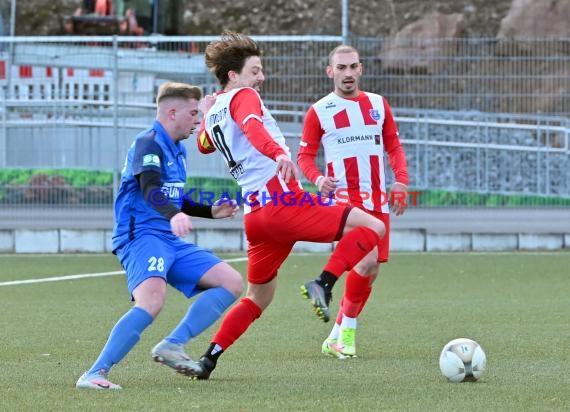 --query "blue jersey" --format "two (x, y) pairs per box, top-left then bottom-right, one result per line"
(112, 120), (187, 252)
